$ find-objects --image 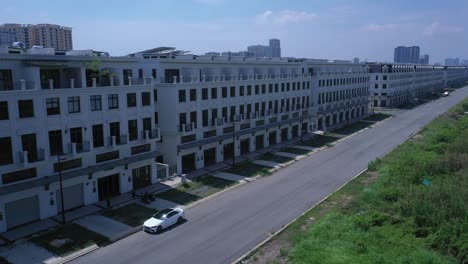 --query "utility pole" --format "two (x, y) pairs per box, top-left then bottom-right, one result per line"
(57, 154), (66, 224)
(232, 116), (236, 167)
